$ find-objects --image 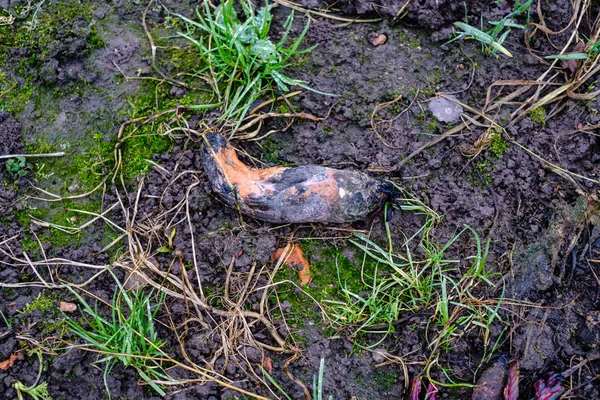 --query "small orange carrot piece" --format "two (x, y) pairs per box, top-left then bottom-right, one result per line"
(272, 244), (312, 285)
